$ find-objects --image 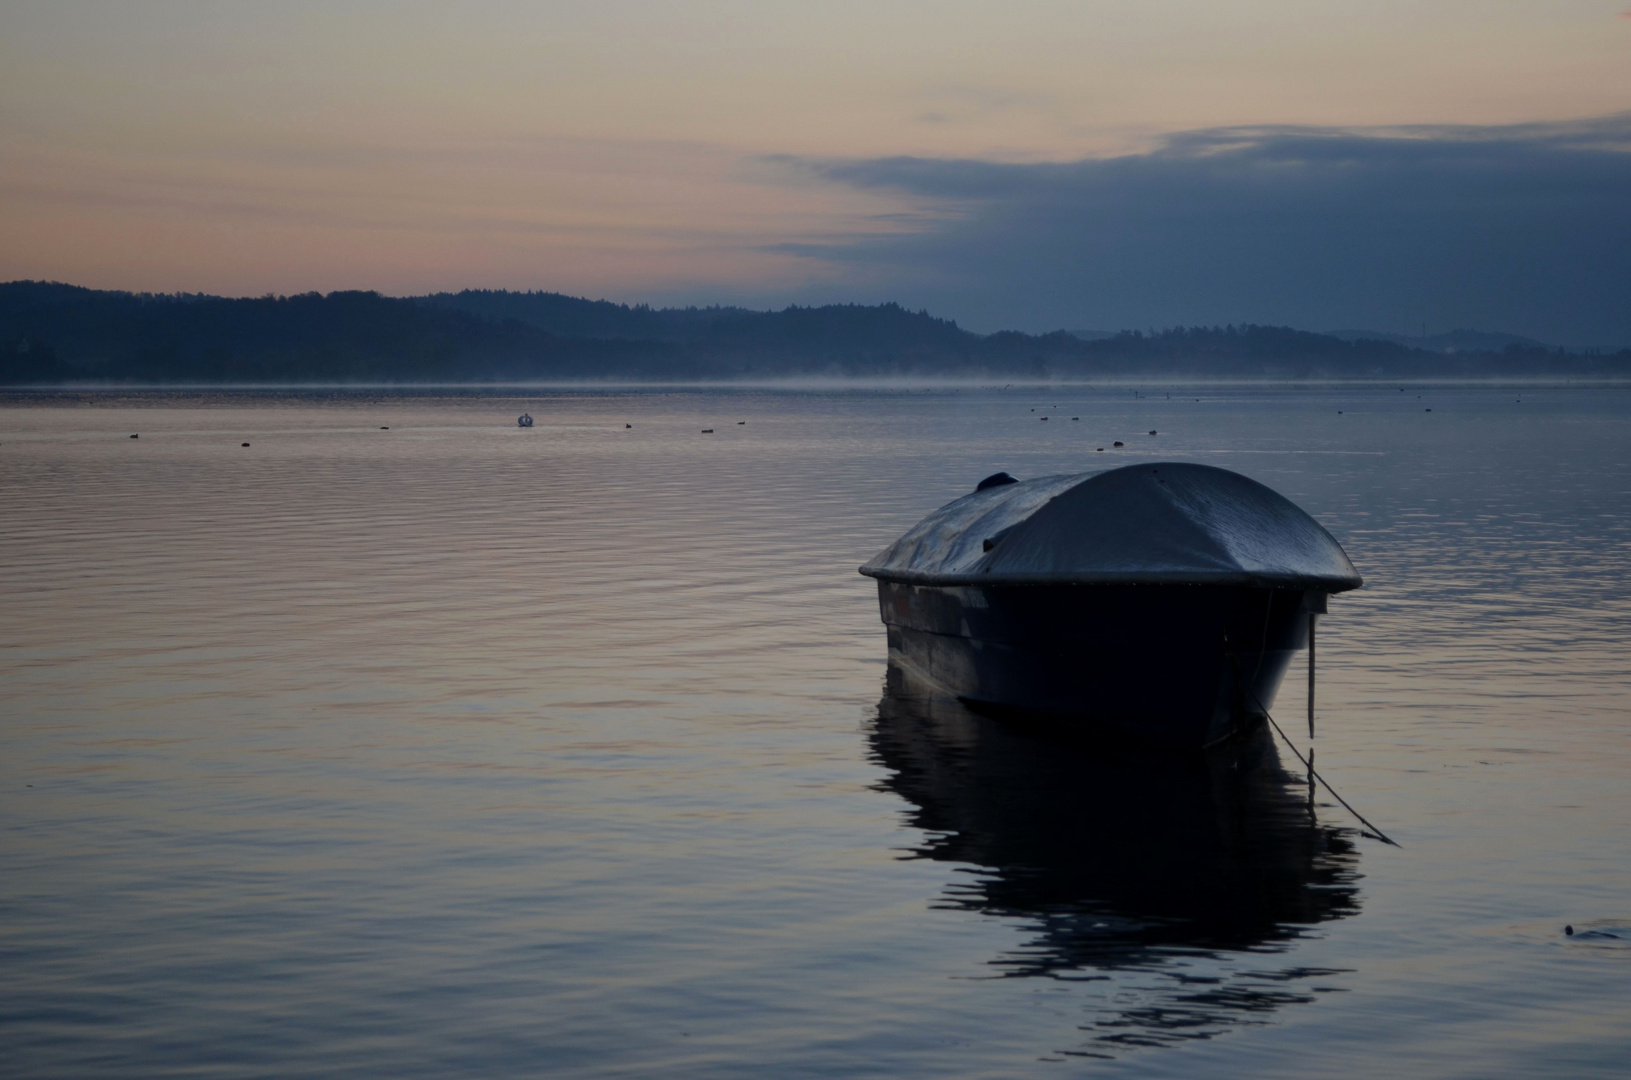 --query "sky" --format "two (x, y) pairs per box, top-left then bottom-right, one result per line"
(1, 1), (1629, 343)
